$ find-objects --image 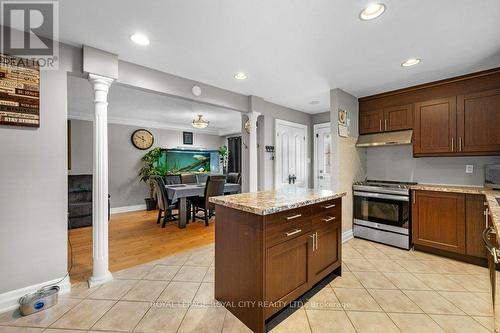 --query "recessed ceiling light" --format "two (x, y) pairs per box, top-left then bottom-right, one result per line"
(401, 58), (421, 67)
(234, 72), (248, 80)
(309, 101), (320, 105)
(359, 3), (386, 20)
(130, 33), (150, 46)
